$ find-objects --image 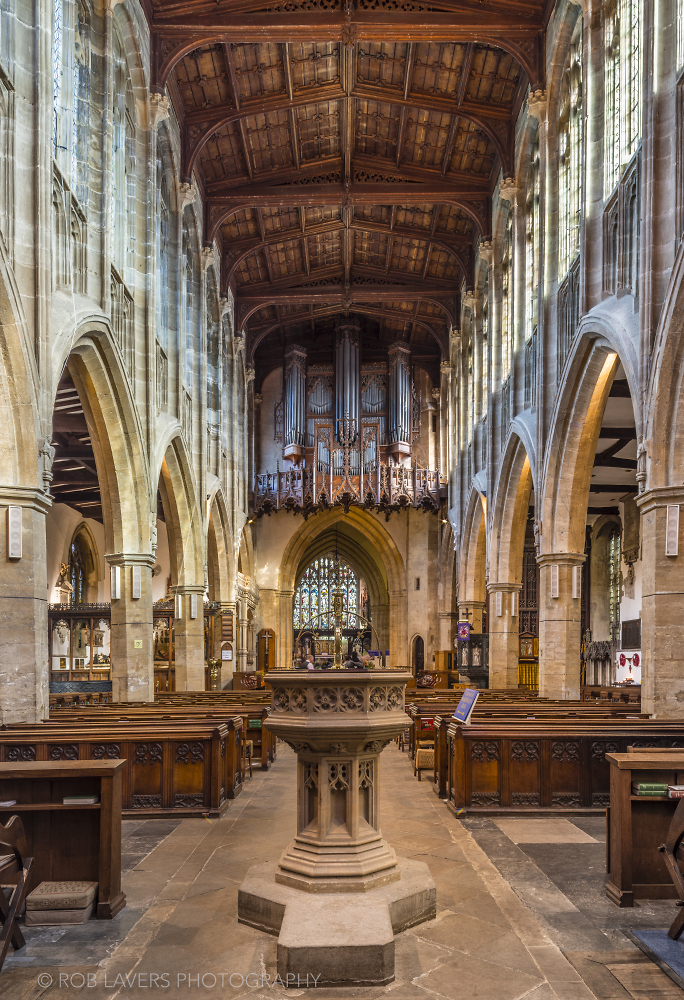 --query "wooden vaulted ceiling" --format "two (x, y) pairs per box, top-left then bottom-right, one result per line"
(143, 0), (551, 384)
